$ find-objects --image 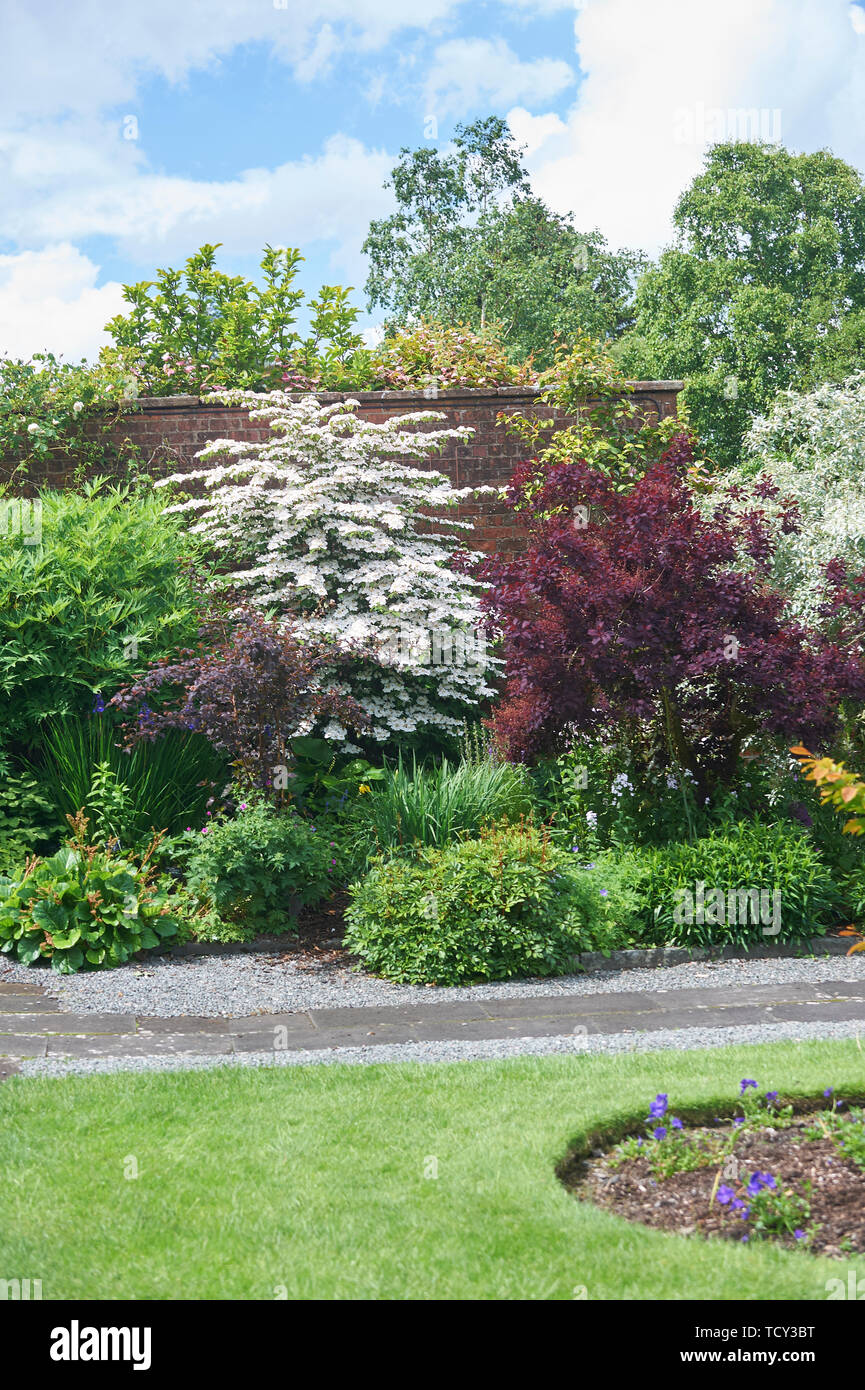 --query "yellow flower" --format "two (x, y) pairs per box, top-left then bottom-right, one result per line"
(358, 783), (371, 794)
